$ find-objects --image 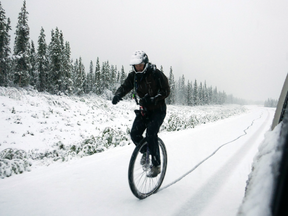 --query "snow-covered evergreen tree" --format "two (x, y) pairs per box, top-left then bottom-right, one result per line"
(99, 61), (110, 94)
(167, 66), (175, 104)
(36, 27), (48, 92)
(85, 60), (94, 93)
(0, 3), (11, 87)
(47, 28), (61, 93)
(47, 28), (72, 94)
(187, 80), (193, 106)
(73, 57), (85, 95)
(28, 40), (37, 87)
(175, 75), (186, 105)
(60, 40), (73, 94)
(198, 82), (203, 105)
(116, 69), (120, 84)
(208, 86), (213, 104)
(110, 64), (117, 92)
(93, 57), (101, 94)
(119, 65), (126, 85)
(175, 78), (181, 104)
(218, 91), (227, 104)
(193, 80), (198, 106)
(13, 0), (30, 87)
(203, 81), (209, 105)
(212, 87), (218, 104)
(180, 75), (186, 104)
